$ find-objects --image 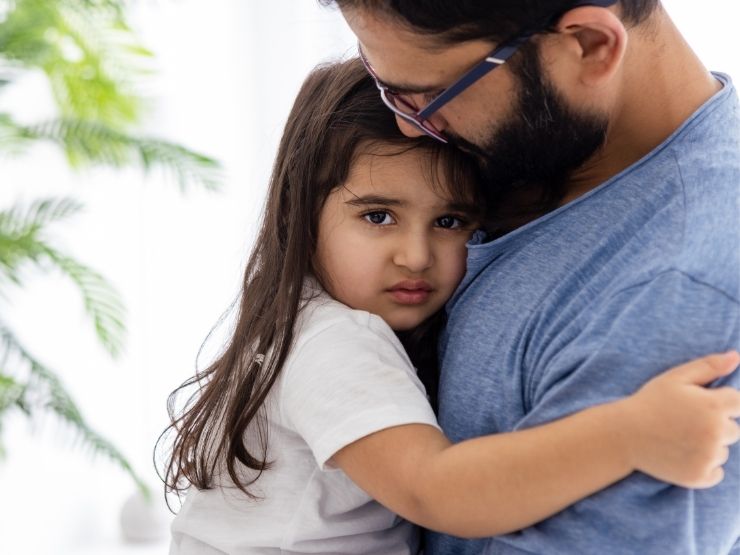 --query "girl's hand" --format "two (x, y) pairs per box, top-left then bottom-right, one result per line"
(619, 351), (740, 488)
